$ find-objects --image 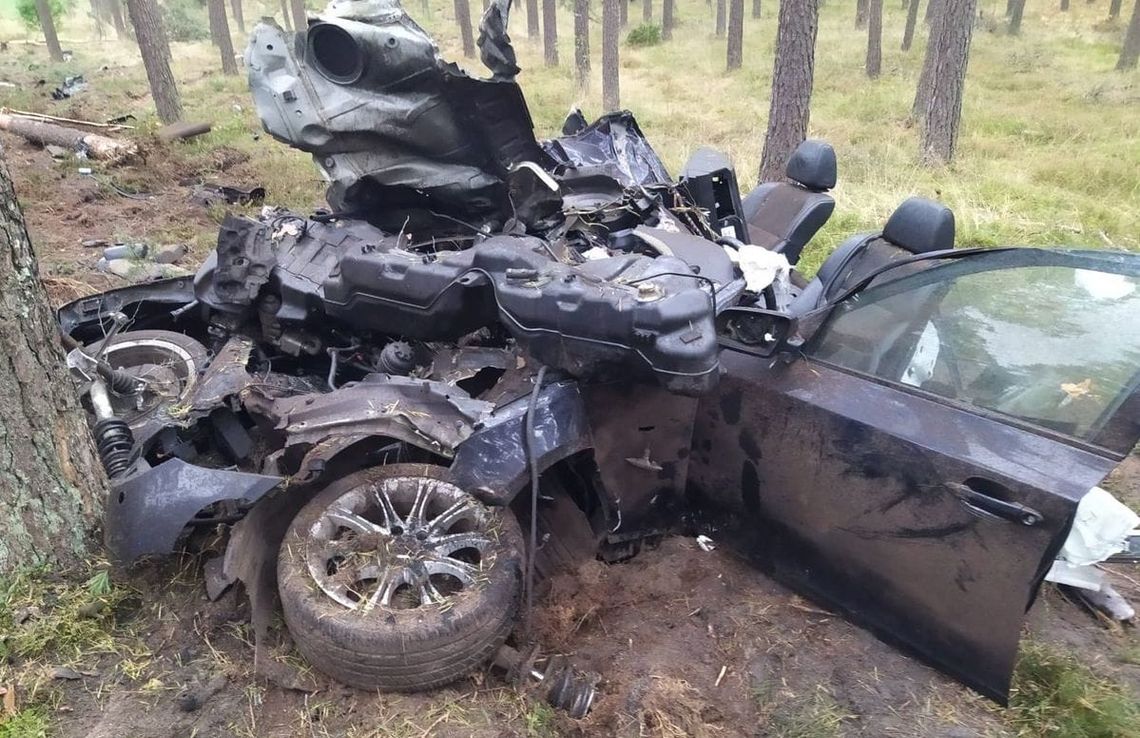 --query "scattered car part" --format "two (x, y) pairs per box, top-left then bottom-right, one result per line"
(493, 643), (598, 719)
(277, 465), (524, 691)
